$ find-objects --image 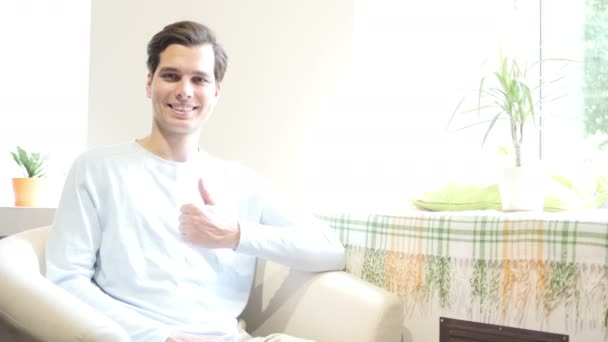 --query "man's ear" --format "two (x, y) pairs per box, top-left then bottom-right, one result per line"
(146, 73), (152, 98)
(214, 82), (222, 98)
